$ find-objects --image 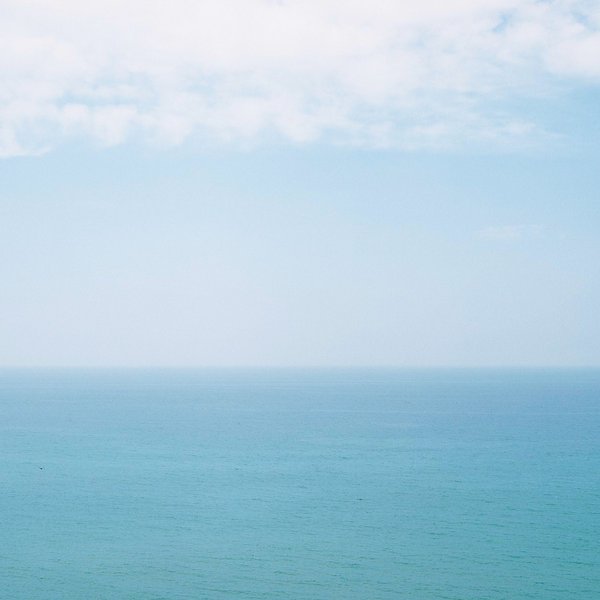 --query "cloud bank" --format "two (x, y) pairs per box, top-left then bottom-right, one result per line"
(1, 0), (599, 156)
